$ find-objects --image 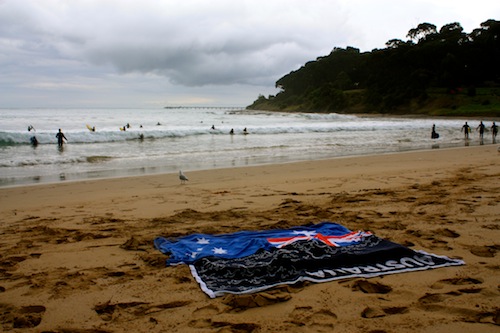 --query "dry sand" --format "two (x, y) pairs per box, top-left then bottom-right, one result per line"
(1, 145), (499, 333)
